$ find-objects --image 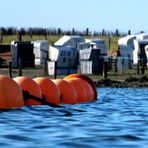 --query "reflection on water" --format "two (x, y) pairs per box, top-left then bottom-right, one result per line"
(0, 88), (148, 148)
